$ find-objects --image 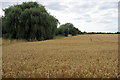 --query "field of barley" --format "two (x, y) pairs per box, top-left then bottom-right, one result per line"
(2, 34), (119, 78)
